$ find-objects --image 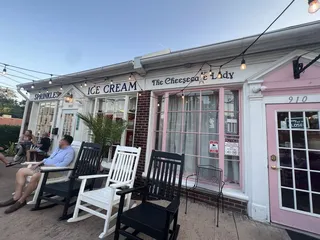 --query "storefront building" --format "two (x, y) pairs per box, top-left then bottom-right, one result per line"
(17, 21), (320, 235)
